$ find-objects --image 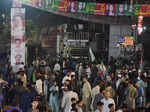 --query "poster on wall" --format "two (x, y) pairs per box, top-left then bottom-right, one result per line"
(21, 0), (150, 17)
(116, 4), (134, 16)
(45, 0), (52, 9)
(12, 0), (22, 7)
(77, 2), (86, 13)
(37, 0), (44, 8)
(105, 4), (116, 16)
(58, 0), (69, 12)
(11, 8), (25, 71)
(11, 8), (25, 39)
(11, 41), (25, 66)
(124, 36), (134, 46)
